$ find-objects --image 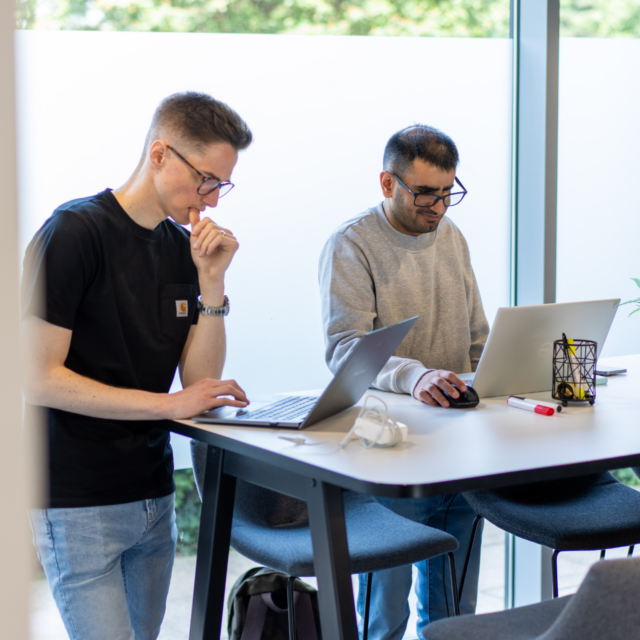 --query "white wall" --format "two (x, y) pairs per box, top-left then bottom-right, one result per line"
(557, 38), (640, 357)
(0, 0), (30, 637)
(16, 31), (513, 407)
